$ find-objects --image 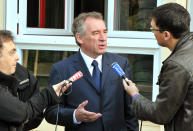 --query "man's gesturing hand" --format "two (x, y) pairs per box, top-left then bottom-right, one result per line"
(75, 100), (102, 123)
